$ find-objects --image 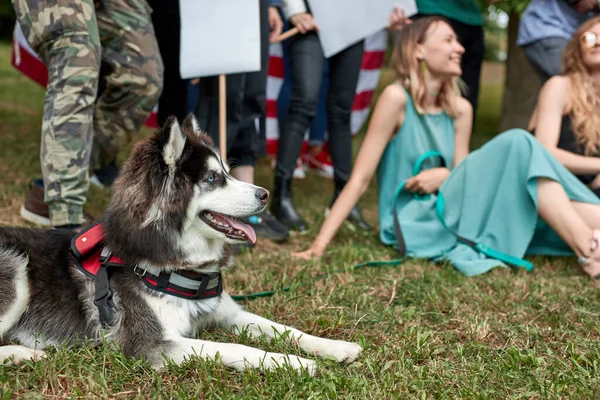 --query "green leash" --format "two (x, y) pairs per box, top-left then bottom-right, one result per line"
(231, 258), (406, 302)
